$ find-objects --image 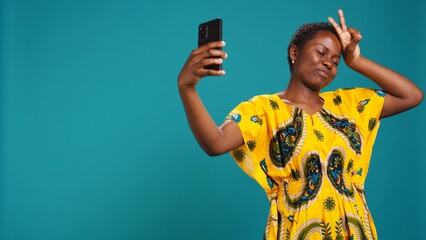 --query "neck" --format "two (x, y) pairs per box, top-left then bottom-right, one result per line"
(281, 79), (322, 104)
(278, 79), (324, 115)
